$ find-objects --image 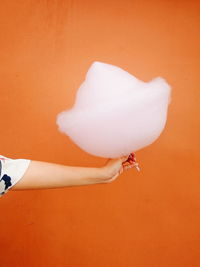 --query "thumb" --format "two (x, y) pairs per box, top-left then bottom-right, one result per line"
(120, 155), (129, 163)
